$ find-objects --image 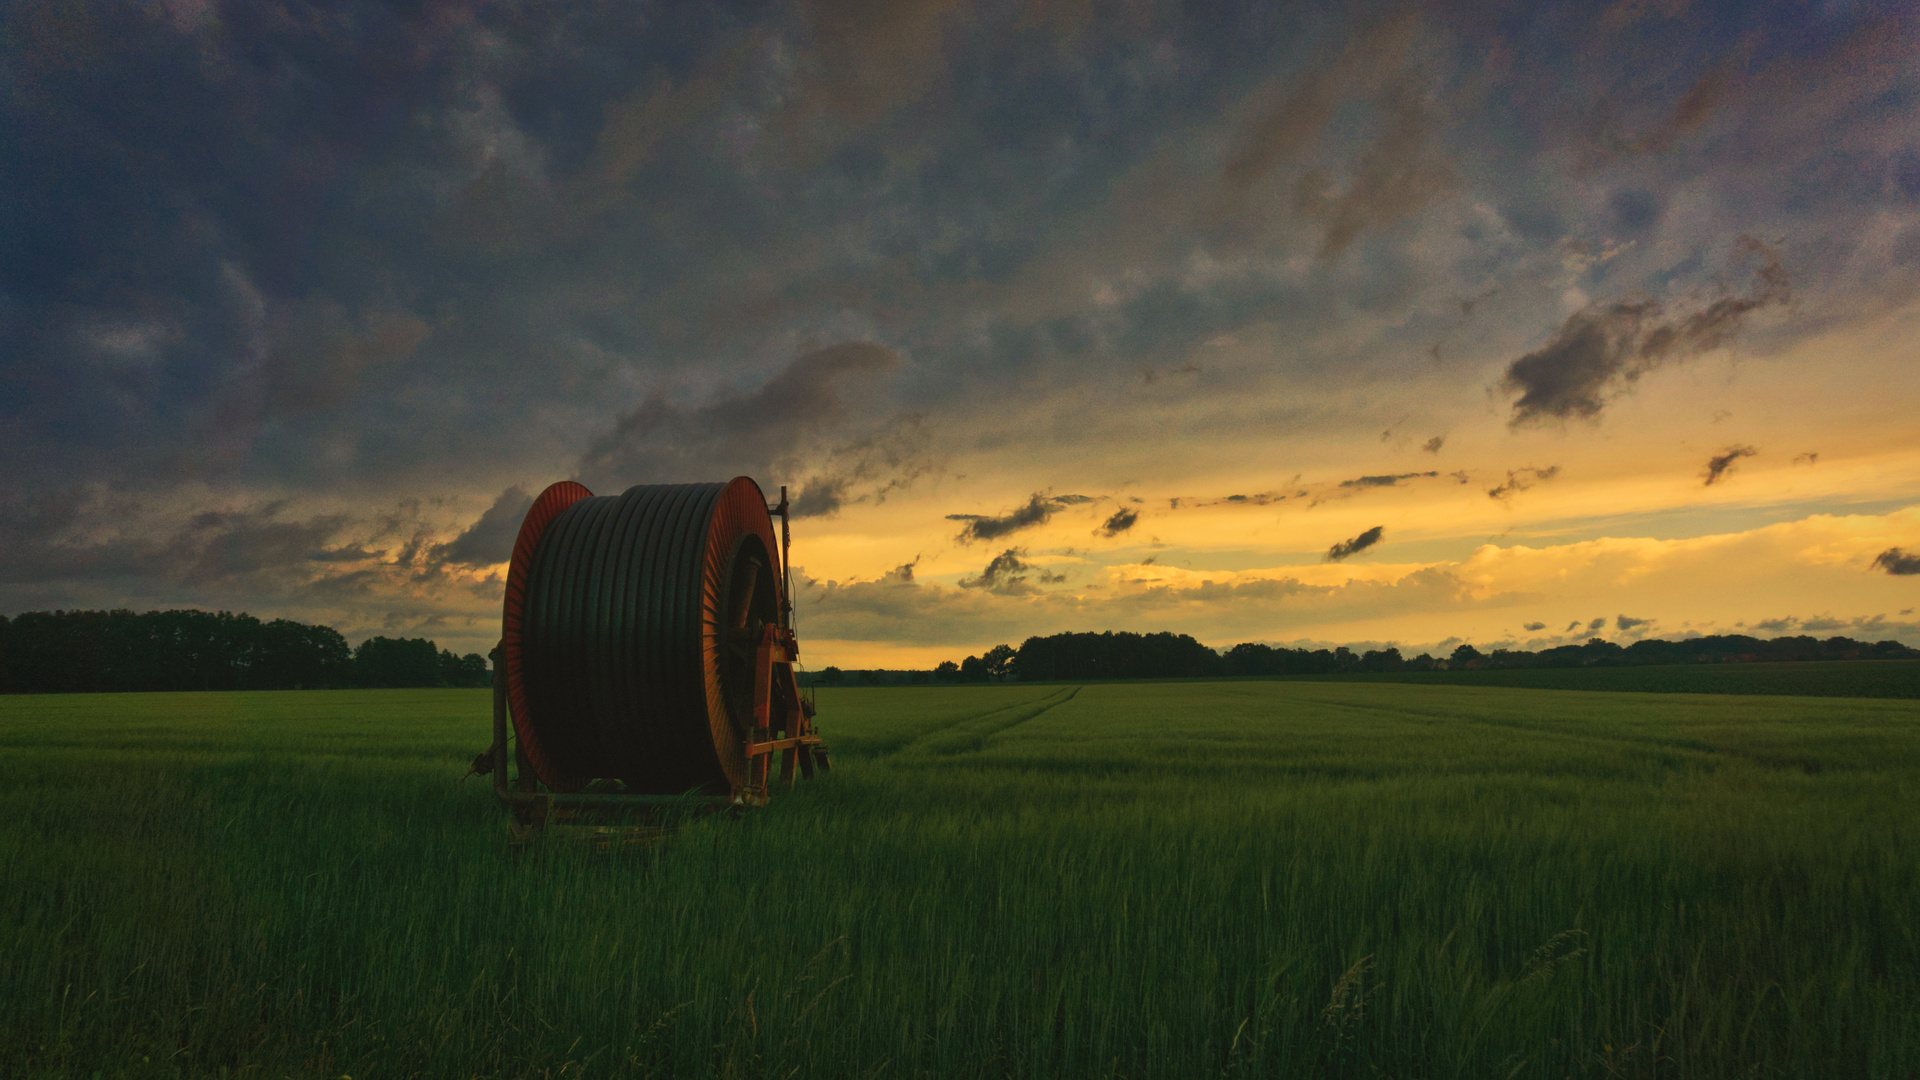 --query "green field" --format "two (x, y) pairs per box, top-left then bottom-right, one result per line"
(3, 682), (1917, 1079)
(1281, 659), (1920, 699)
